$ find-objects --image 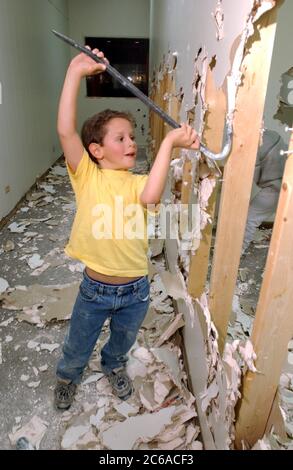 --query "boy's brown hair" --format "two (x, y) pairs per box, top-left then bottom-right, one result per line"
(81, 109), (136, 162)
